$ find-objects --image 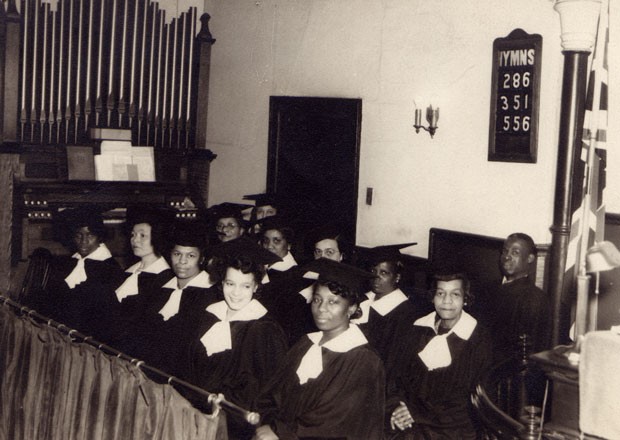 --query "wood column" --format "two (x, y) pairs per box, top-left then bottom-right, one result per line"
(0, 0), (20, 146)
(548, 51), (590, 346)
(194, 13), (216, 150)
